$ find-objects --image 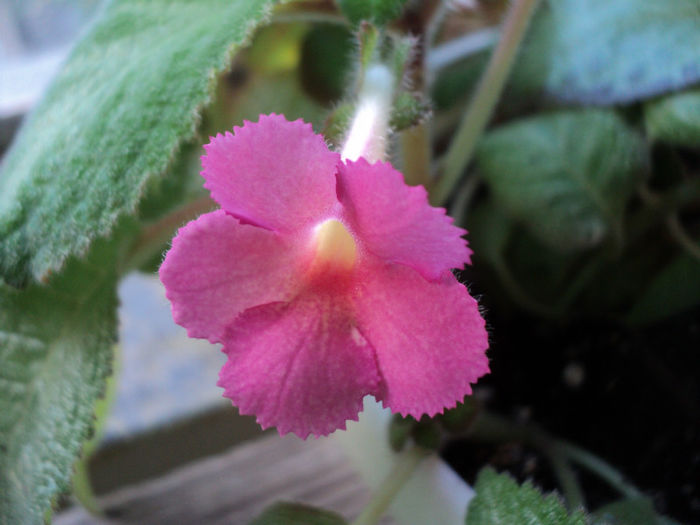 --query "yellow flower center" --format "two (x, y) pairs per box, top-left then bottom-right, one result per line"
(314, 219), (357, 271)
